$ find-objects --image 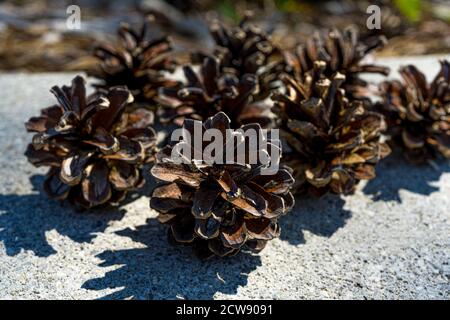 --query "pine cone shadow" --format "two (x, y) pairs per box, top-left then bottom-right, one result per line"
(82, 219), (262, 300)
(279, 194), (352, 245)
(362, 152), (450, 202)
(0, 174), (137, 257)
